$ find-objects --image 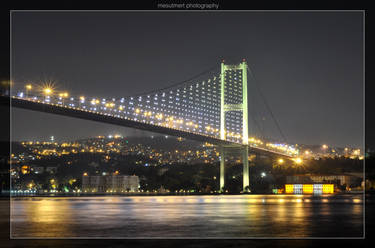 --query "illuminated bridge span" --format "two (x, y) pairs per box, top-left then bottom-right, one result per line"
(7, 60), (299, 192)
